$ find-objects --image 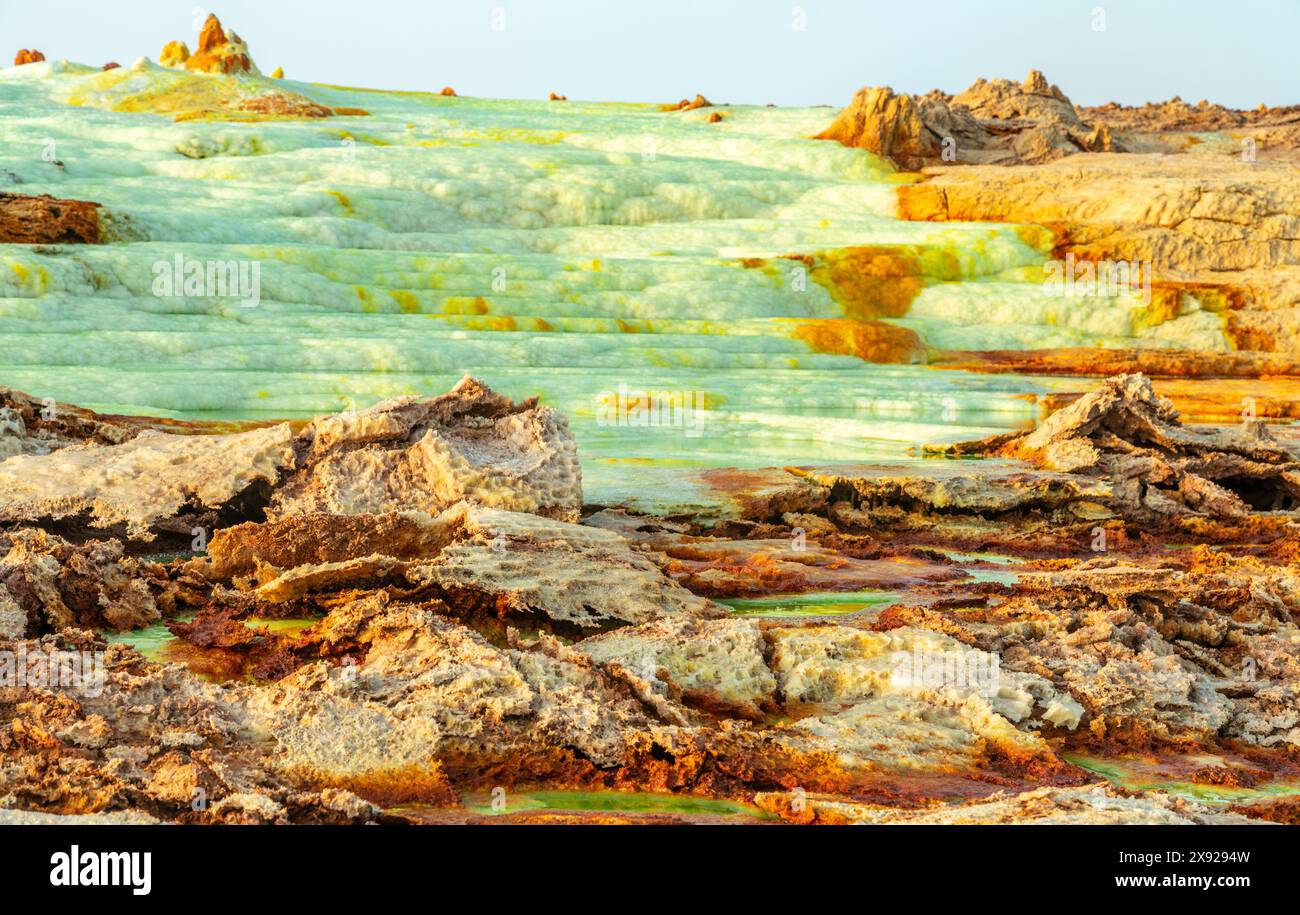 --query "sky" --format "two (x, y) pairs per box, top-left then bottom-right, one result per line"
(2, 0), (1294, 108)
